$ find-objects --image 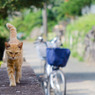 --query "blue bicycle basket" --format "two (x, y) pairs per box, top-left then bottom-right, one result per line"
(46, 48), (71, 67)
